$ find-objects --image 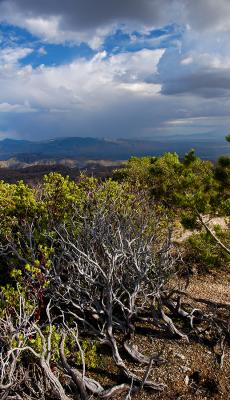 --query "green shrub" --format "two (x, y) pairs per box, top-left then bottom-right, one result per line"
(184, 225), (230, 272)
(75, 339), (98, 369)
